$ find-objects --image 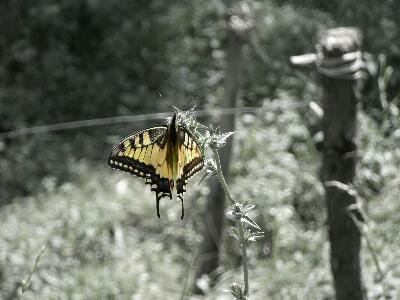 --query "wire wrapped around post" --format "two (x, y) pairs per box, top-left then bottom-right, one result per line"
(290, 28), (364, 80)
